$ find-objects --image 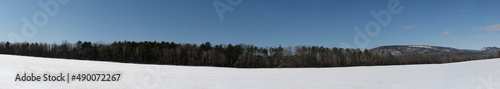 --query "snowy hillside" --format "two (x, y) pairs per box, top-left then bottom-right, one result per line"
(0, 54), (499, 89)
